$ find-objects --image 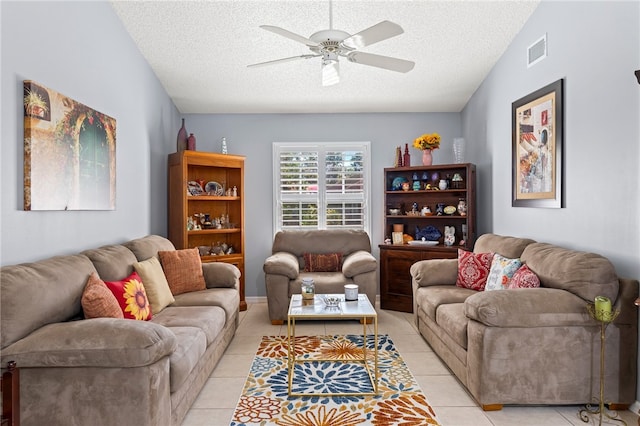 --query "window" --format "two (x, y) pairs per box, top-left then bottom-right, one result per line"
(273, 142), (371, 234)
